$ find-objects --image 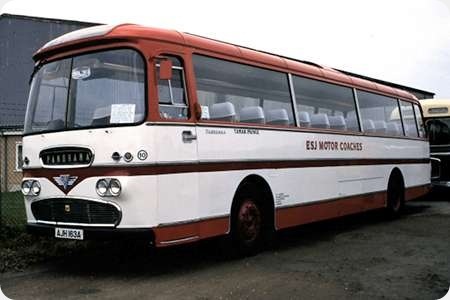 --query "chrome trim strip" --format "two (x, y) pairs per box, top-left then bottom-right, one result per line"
(276, 190), (387, 209)
(35, 220), (116, 228)
(159, 236), (199, 245)
(338, 176), (383, 183)
(40, 164), (93, 169)
(431, 181), (450, 187)
(430, 157), (441, 180)
(431, 152), (450, 156)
